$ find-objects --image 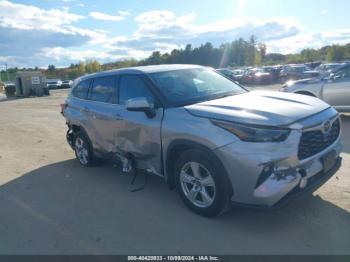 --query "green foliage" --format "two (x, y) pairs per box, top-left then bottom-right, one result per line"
(0, 70), (17, 82)
(327, 45), (346, 62)
(138, 36), (262, 68)
(45, 60), (101, 80)
(3, 38), (350, 82)
(47, 64), (56, 71)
